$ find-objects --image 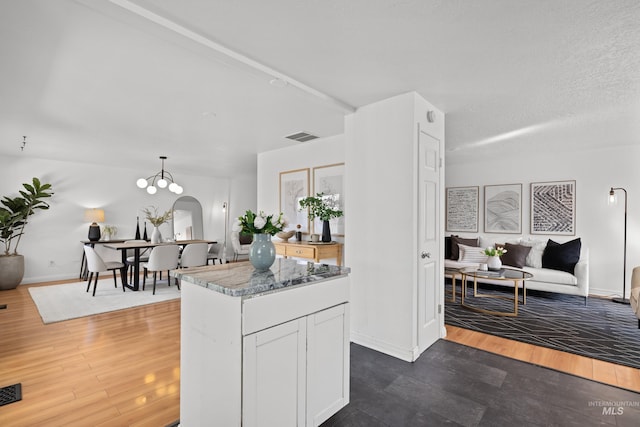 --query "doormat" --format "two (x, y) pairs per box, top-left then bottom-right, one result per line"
(0, 383), (22, 407)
